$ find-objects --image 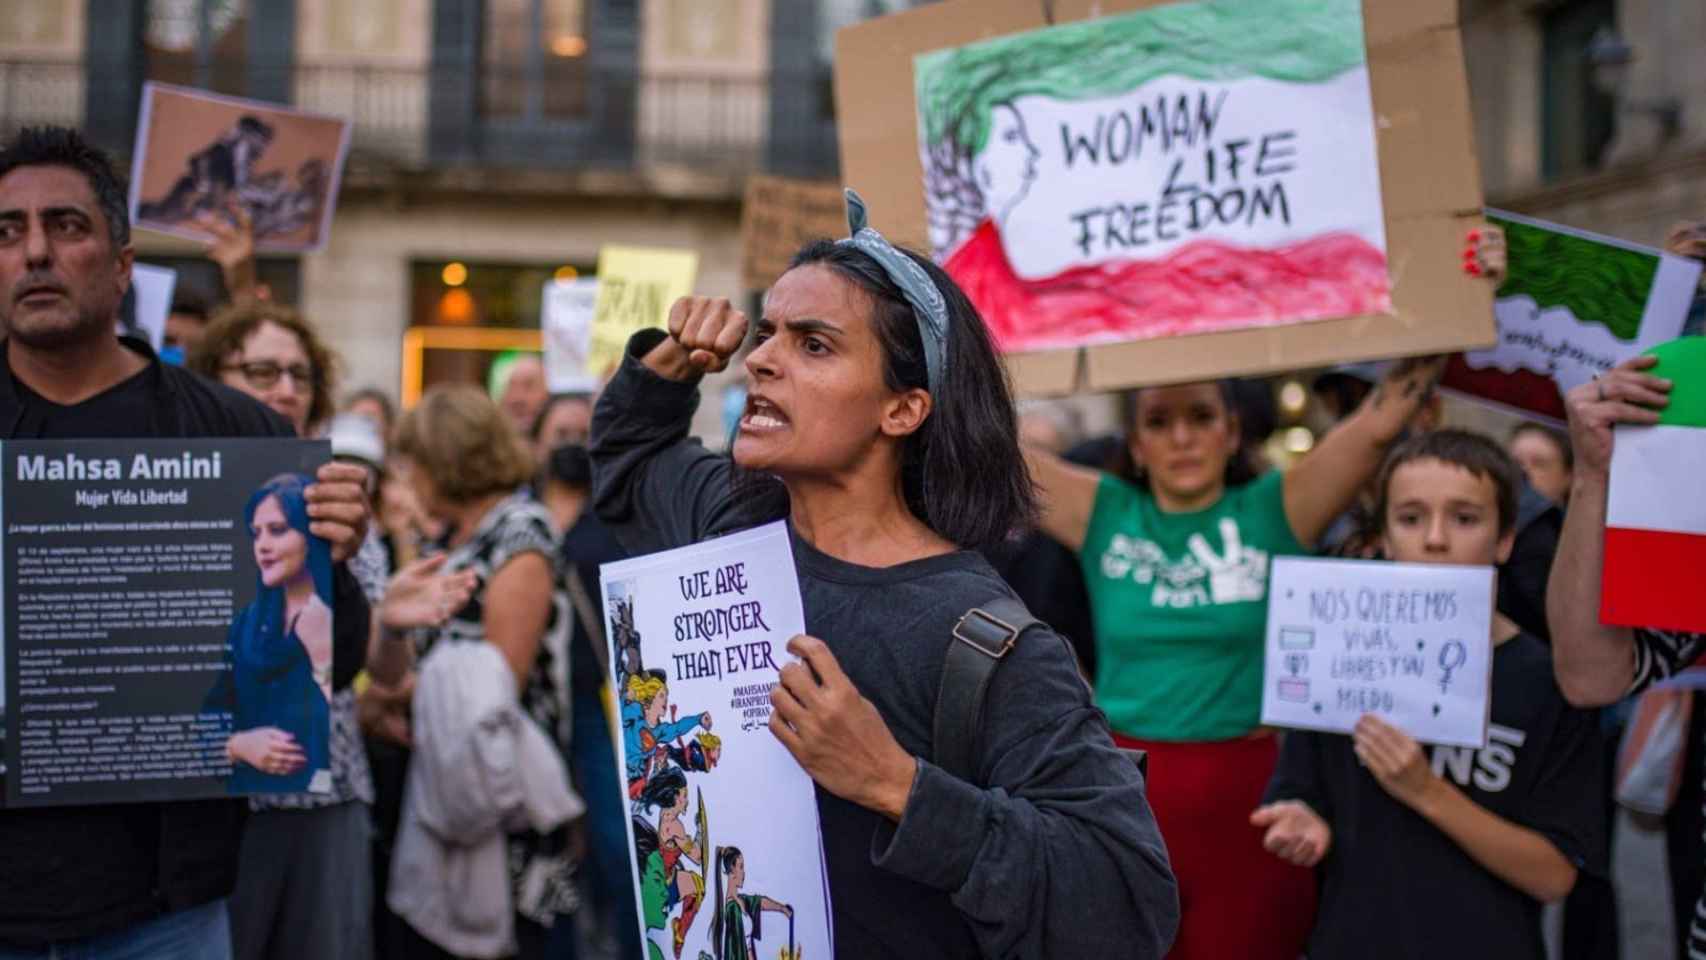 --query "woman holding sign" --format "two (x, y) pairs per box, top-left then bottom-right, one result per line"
(1025, 355), (1446, 958)
(591, 193), (1178, 958)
